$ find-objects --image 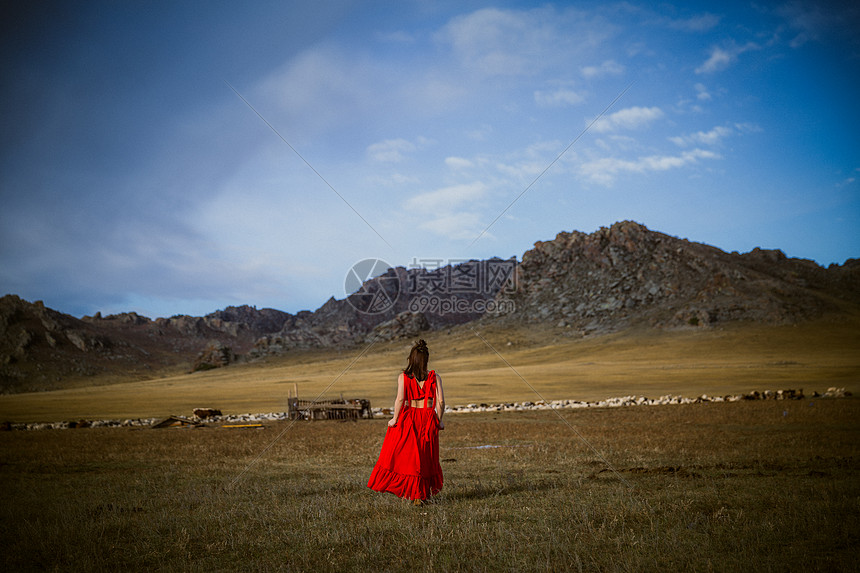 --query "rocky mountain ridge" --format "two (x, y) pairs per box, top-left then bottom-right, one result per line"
(0, 298), (295, 392)
(2, 221), (857, 393)
(500, 221), (859, 334)
(0, 259), (512, 392)
(251, 259), (513, 355)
